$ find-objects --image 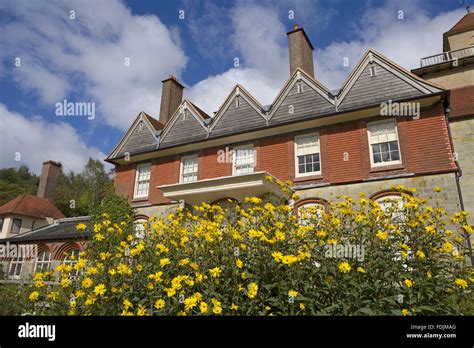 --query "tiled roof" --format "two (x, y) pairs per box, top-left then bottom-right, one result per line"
(445, 13), (474, 35)
(0, 194), (64, 219)
(5, 216), (91, 243)
(107, 50), (445, 161)
(450, 85), (474, 118)
(143, 112), (165, 130)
